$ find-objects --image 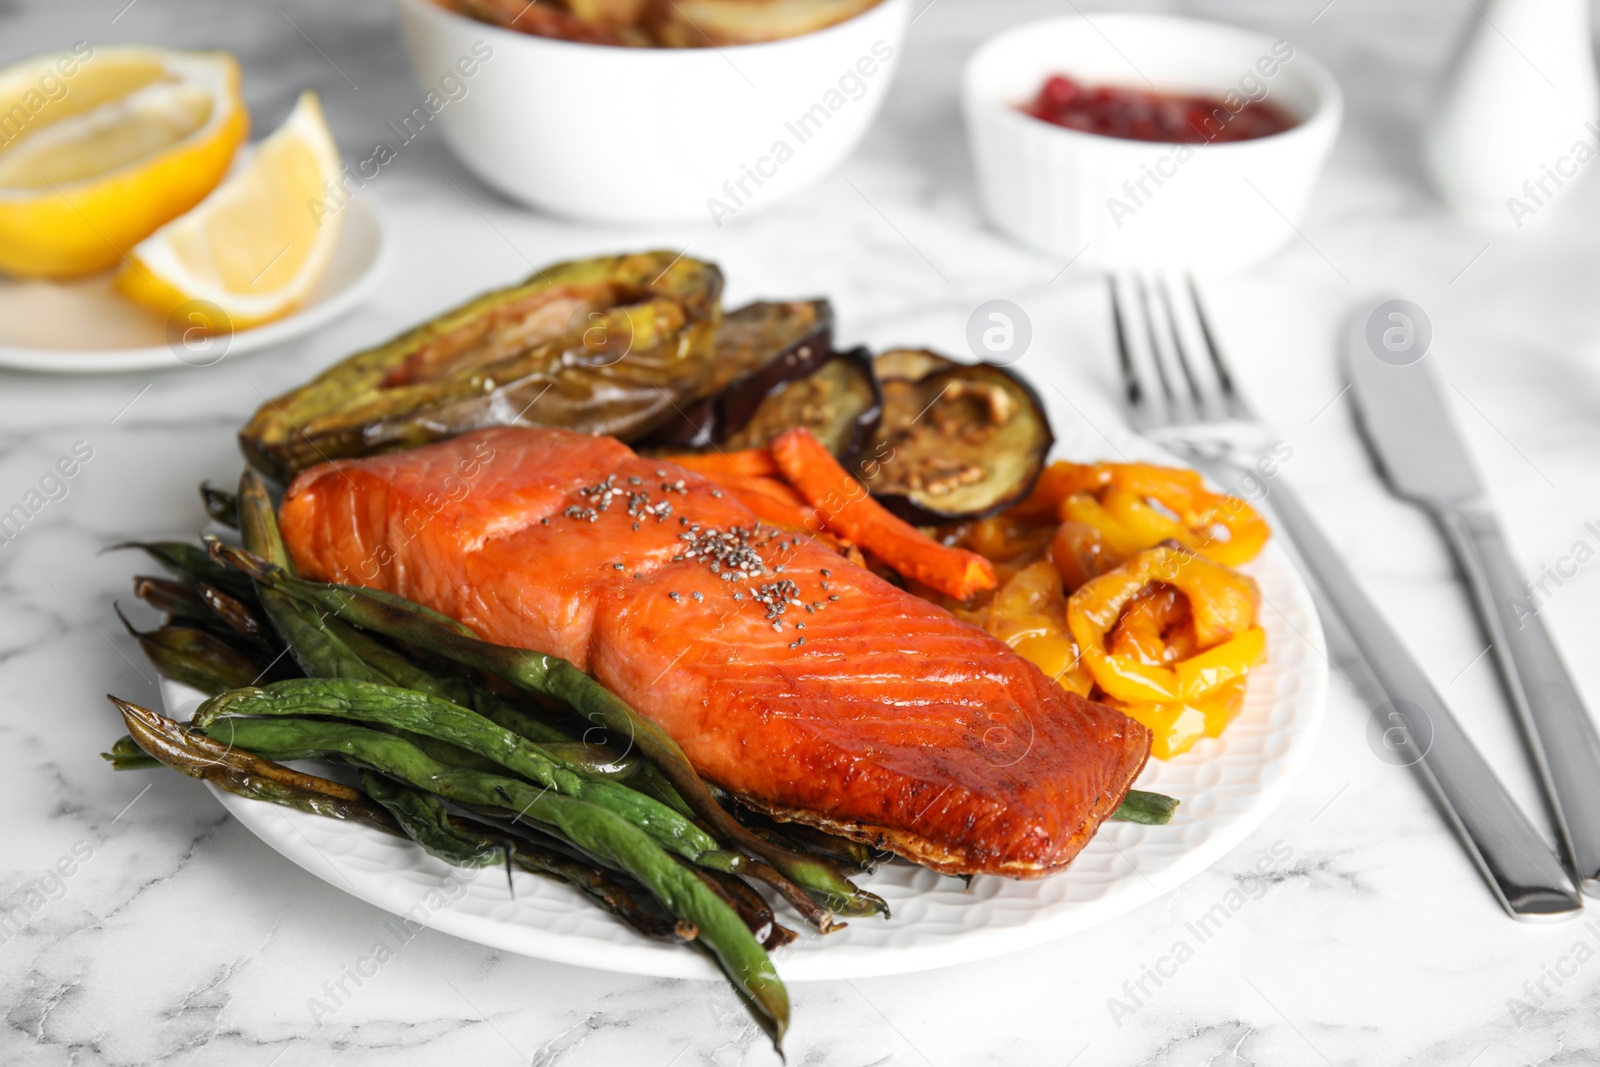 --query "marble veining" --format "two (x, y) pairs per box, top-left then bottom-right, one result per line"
(3, 0), (1600, 1063)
